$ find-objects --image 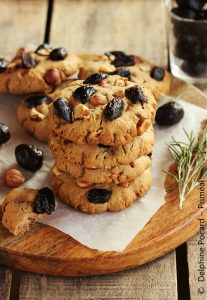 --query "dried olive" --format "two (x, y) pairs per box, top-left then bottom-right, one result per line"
(33, 187), (55, 215)
(125, 86), (147, 105)
(0, 123), (11, 145)
(21, 51), (36, 68)
(111, 68), (131, 80)
(104, 97), (124, 121)
(155, 101), (184, 126)
(176, 0), (205, 11)
(53, 97), (74, 123)
(73, 85), (96, 103)
(25, 94), (52, 108)
(83, 73), (108, 84)
(15, 144), (43, 172)
(49, 47), (68, 61)
(181, 61), (205, 76)
(150, 67), (165, 81)
(105, 51), (135, 67)
(171, 7), (197, 19)
(0, 58), (8, 73)
(35, 43), (52, 54)
(87, 188), (112, 204)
